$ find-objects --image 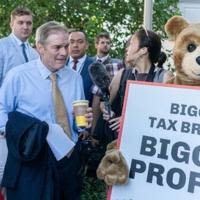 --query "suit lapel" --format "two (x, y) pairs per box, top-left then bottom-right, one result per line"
(80, 56), (89, 75)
